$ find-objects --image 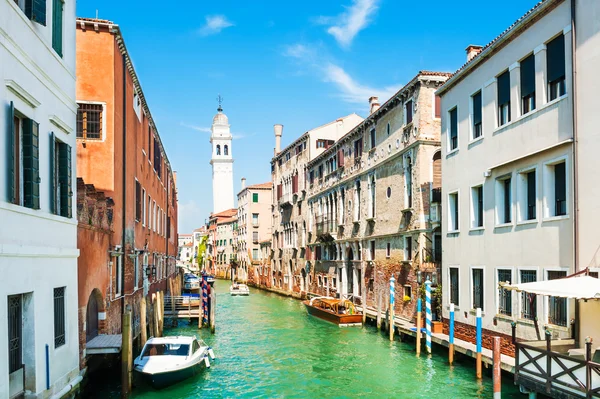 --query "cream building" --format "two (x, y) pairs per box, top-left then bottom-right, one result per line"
(214, 215), (237, 279)
(305, 71), (449, 320)
(236, 178), (272, 283)
(270, 115), (364, 293)
(437, 0), (577, 346)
